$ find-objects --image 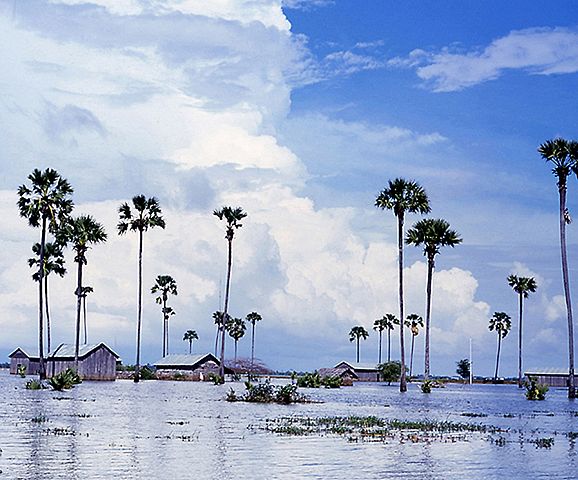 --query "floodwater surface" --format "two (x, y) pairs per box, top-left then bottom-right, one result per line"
(0, 371), (577, 479)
